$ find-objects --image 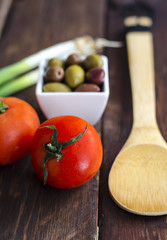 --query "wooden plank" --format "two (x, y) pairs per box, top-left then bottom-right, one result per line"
(0, 0), (106, 239)
(0, 0), (13, 38)
(99, 1), (167, 240)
